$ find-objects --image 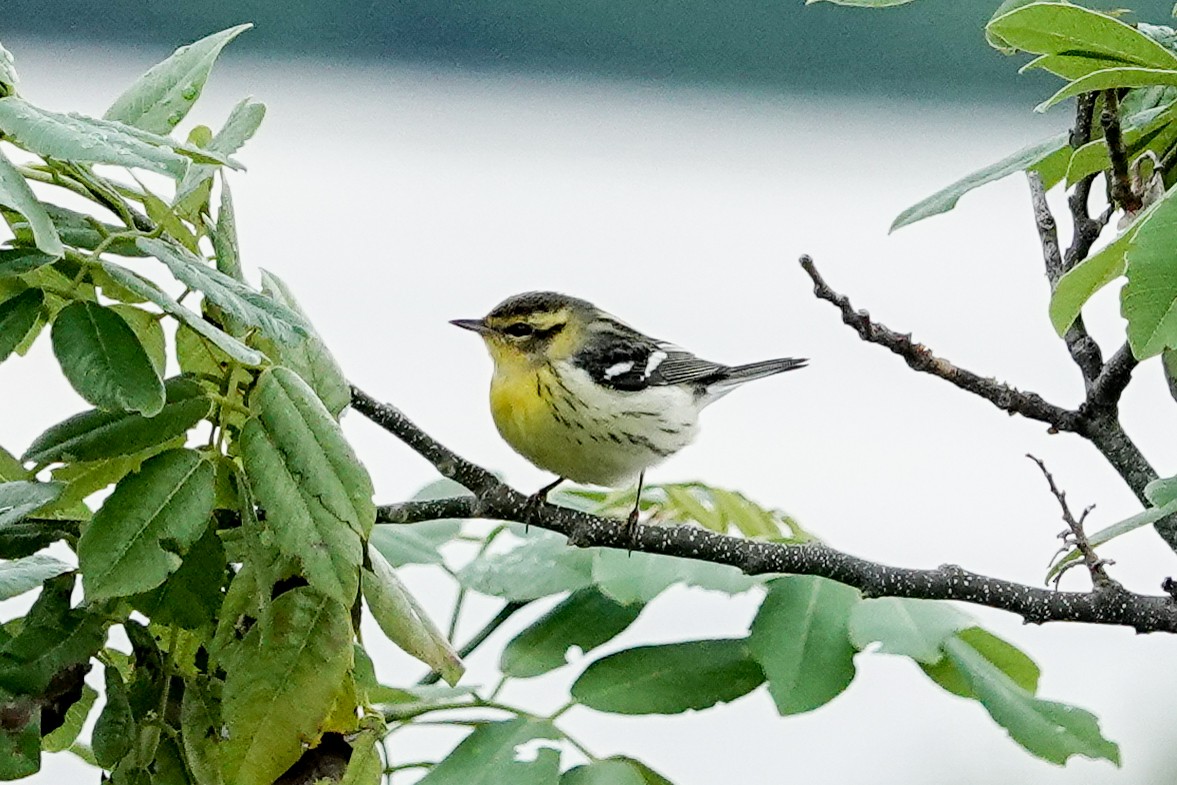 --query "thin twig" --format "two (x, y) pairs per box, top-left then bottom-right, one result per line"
(1027, 172), (1104, 385)
(416, 601), (531, 686)
(1029, 455), (1116, 590)
(1086, 342), (1138, 410)
(799, 254), (1174, 550)
(350, 387), (1177, 633)
(1102, 90), (1142, 214)
(1065, 92), (1103, 269)
(798, 255), (1081, 431)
